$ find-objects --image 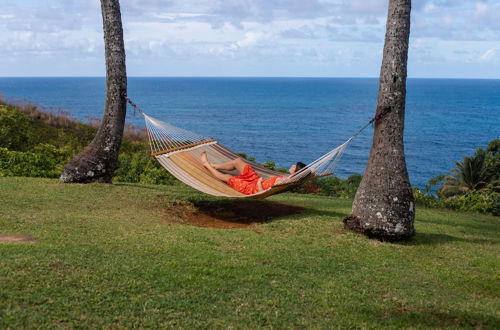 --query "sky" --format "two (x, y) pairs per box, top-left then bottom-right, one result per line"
(0, 0), (499, 78)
